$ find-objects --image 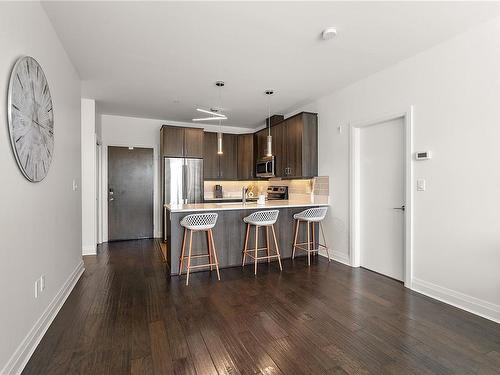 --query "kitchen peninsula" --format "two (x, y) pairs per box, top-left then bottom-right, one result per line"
(164, 198), (328, 275)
